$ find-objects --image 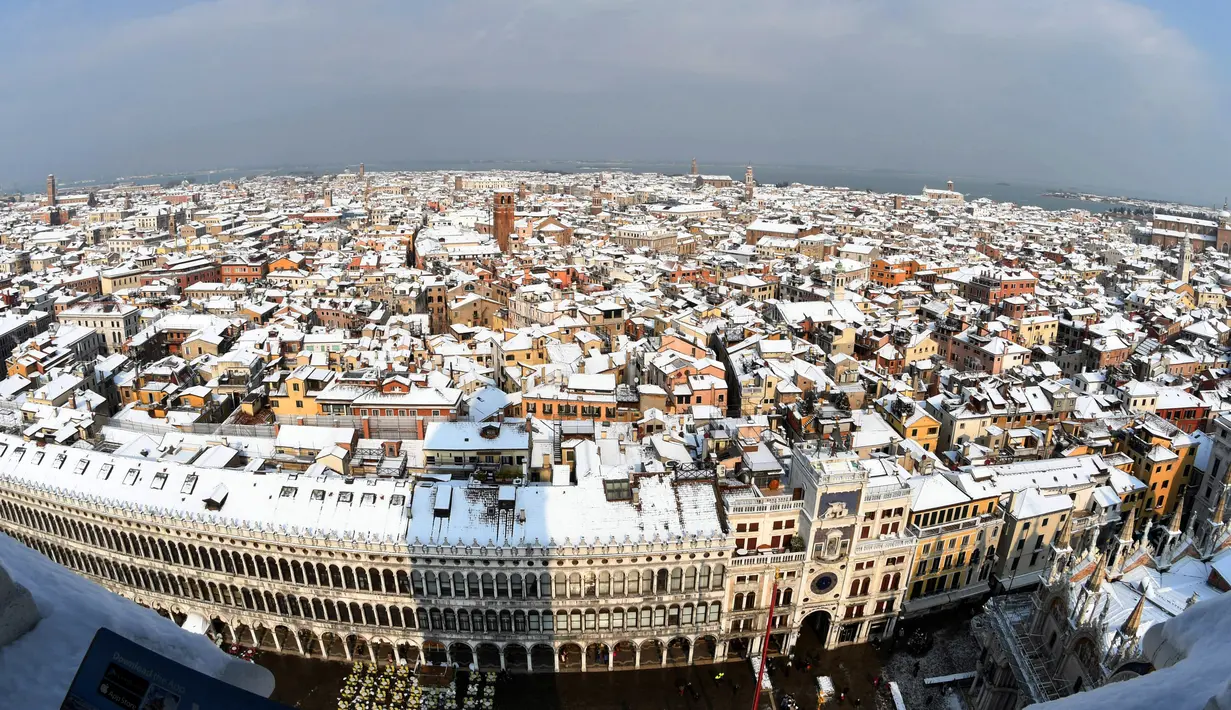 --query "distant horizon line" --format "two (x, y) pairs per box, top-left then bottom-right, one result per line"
(5, 158), (1208, 208)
